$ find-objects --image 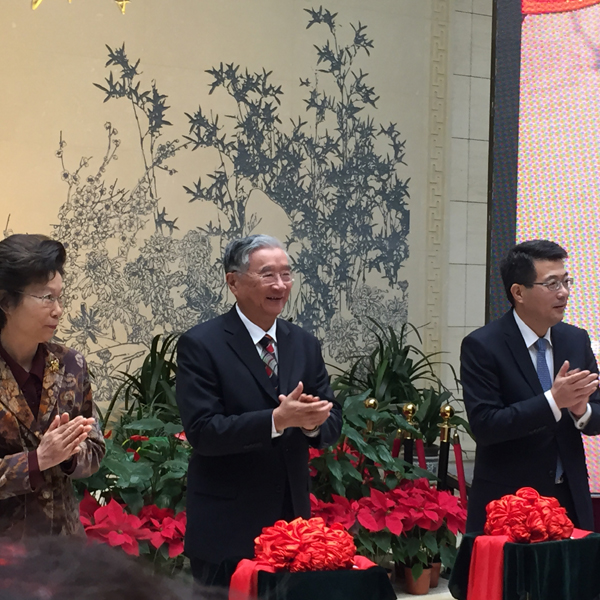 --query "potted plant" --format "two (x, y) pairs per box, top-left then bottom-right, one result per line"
(310, 479), (467, 594)
(331, 320), (442, 414)
(102, 333), (180, 427)
(75, 334), (191, 575)
(391, 479), (466, 593)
